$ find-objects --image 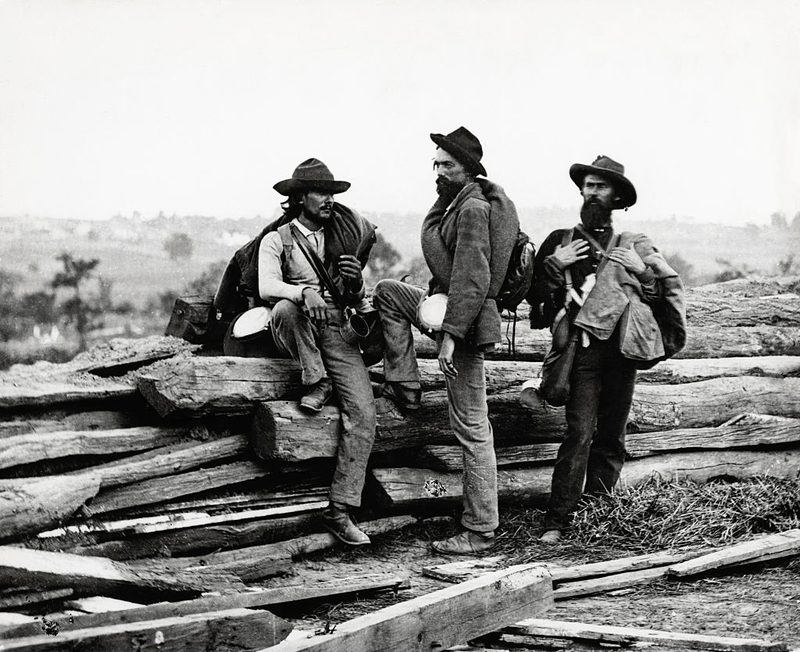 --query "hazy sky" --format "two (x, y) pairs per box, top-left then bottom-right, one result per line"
(1, 0), (798, 225)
